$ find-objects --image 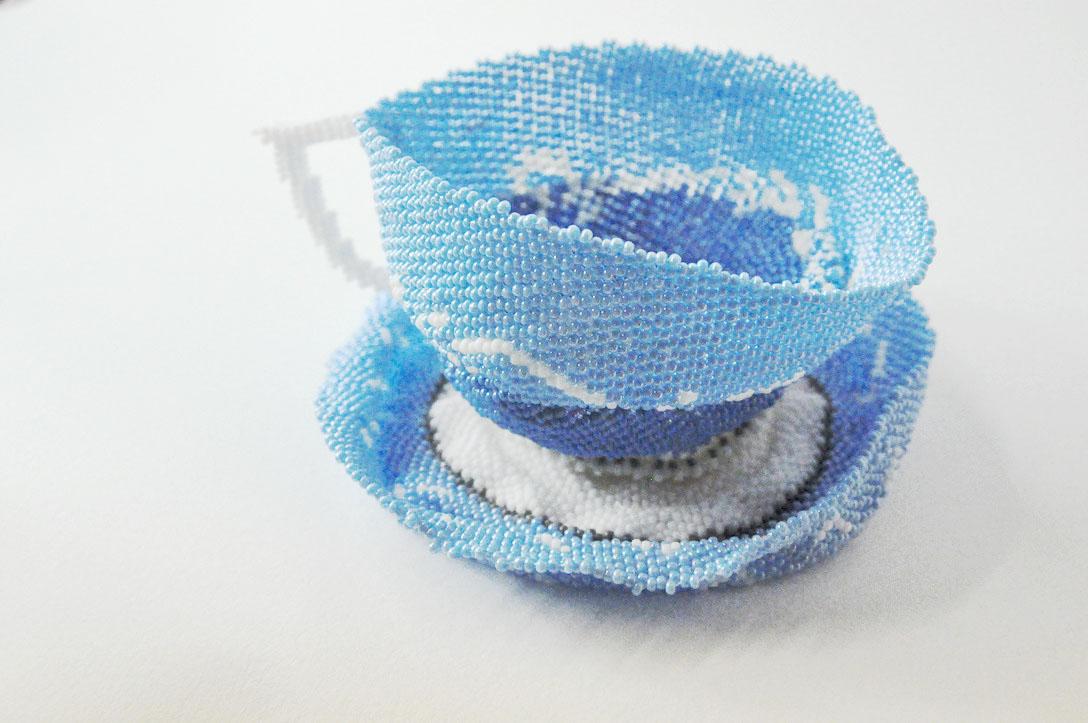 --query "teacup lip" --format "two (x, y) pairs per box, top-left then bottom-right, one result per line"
(357, 41), (936, 296)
